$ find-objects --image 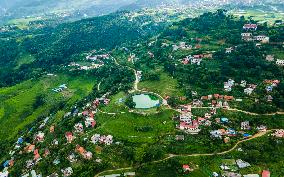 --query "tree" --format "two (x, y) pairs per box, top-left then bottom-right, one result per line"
(125, 96), (136, 109)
